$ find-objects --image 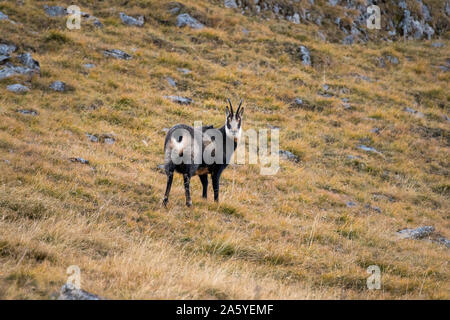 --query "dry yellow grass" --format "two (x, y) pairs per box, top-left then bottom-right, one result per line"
(0, 0), (449, 299)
